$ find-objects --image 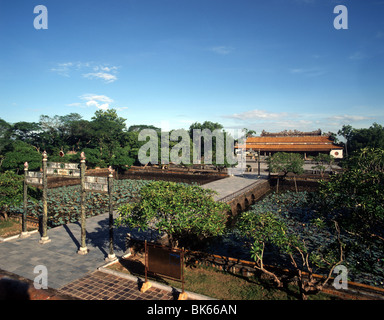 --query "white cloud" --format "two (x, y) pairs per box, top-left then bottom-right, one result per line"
(80, 94), (114, 104)
(224, 109), (290, 121)
(51, 61), (119, 83)
(326, 114), (371, 122)
(83, 72), (117, 83)
(98, 103), (110, 111)
(75, 94), (115, 110)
